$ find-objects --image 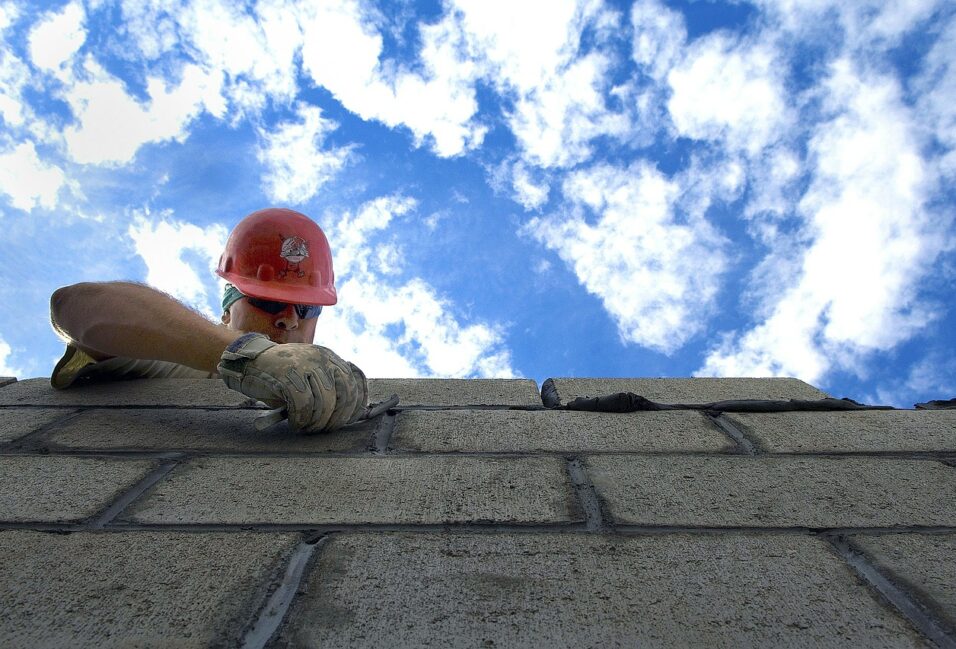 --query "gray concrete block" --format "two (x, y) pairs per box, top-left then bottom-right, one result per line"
(852, 533), (956, 630)
(0, 378), (253, 407)
(588, 456), (956, 527)
(128, 456), (578, 525)
(0, 456), (158, 522)
(42, 408), (376, 453)
(369, 378), (540, 406)
(392, 409), (733, 453)
(542, 377), (829, 406)
(0, 377), (15, 388)
(277, 532), (926, 648)
(0, 409), (72, 445)
(0, 530), (299, 648)
(726, 410), (956, 453)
